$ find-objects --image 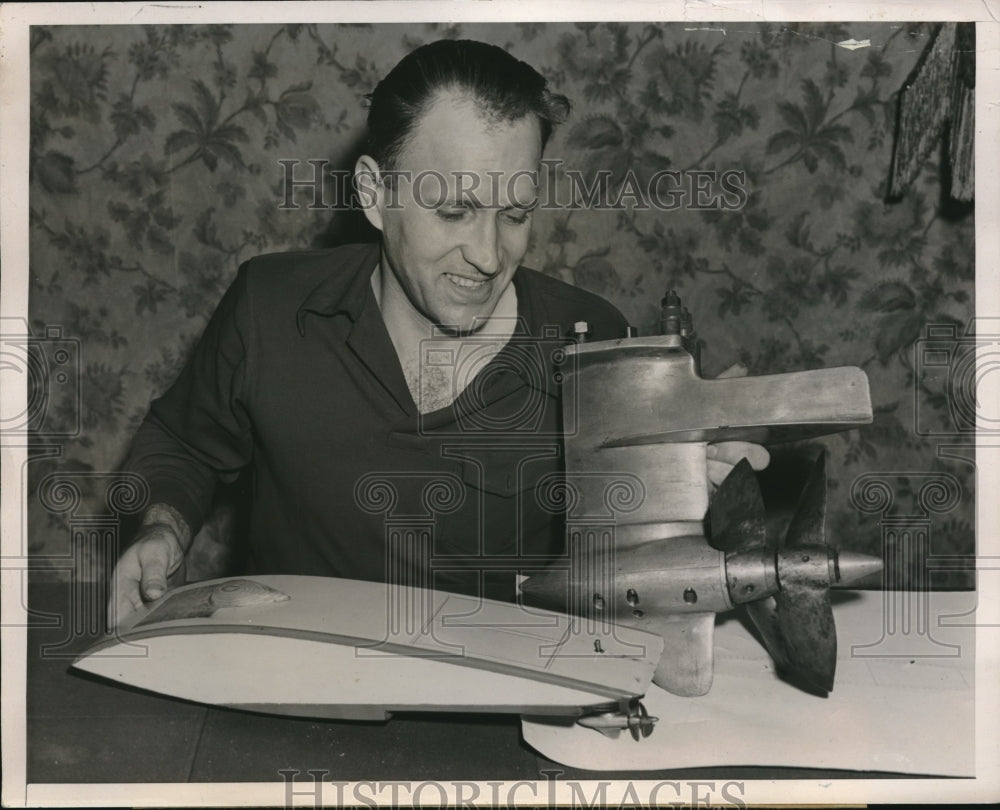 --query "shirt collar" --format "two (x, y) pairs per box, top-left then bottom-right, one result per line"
(295, 243), (561, 339)
(293, 244), (568, 411)
(295, 242), (381, 335)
